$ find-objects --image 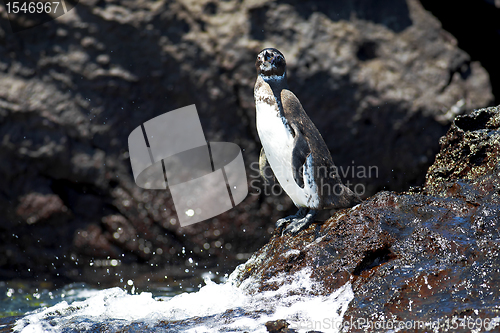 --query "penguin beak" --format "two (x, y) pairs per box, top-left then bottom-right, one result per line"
(264, 51), (271, 61)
